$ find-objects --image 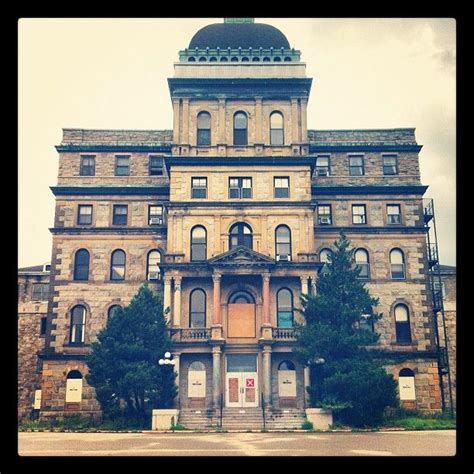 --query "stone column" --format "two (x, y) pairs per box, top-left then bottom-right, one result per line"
(311, 274), (317, 296)
(262, 346), (272, 407)
(300, 98), (308, 143)
(304, 366), (311, 408)
(218, 98), (226, 144)
(291, 98), (299, 144)
(173, 276), (182, 327)
(212, 345), (222, 409)
(262, 272), (271, 325)
(172, 99), (180, 144)
(300, 275), (309, 296)
(182, 98), (190, 145)
(212, 273), (221, 325)
(163, 275), (172, 324)
(255, 97), (263, 144)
